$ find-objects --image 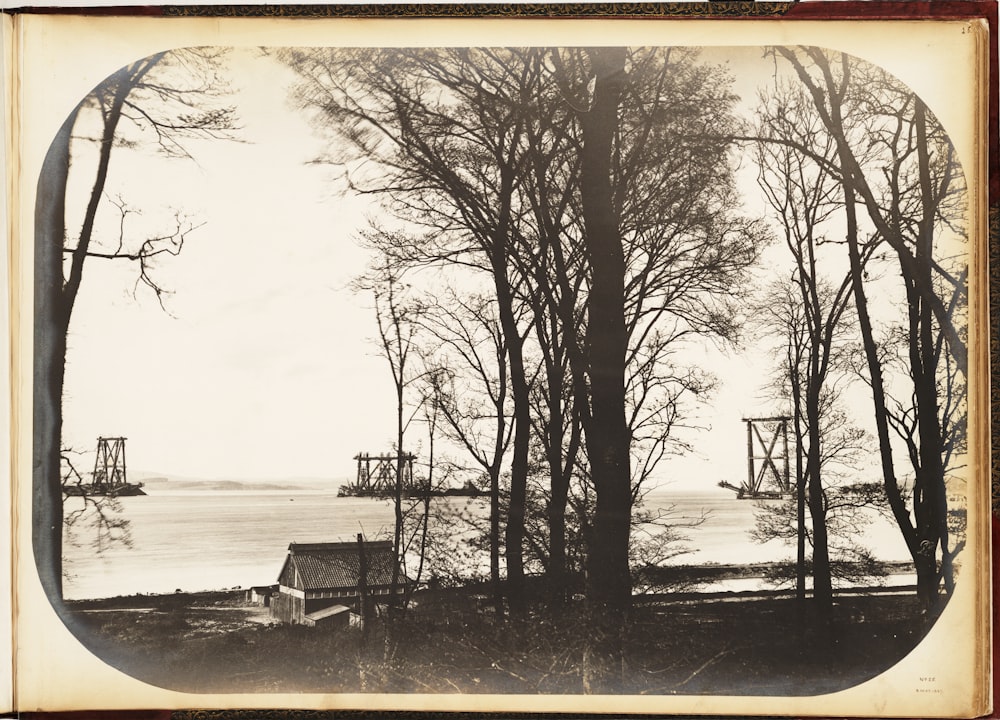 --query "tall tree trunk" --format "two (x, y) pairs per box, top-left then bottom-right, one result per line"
(489, 465), (503, 616)
(841, 178), (919, 575)
(490, 166), (529, 616)
(401, 410), (433, 613)
(532, 193), (585, 608)
(791, 359), (806, 603)
(498, 288), (529, 617)
(379, 273), (409, 643)
(543, 341), (579, 605)
(904, 271), (942, 614)
(490, 345), (507, 617)
(578, 47), (631, 694)
(911, 98), (950, 613)
(804, 379), (833, 610)
(545, 370), (568, 603)
(388, 388), (404, 632)
(34, 108), (78, 604)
